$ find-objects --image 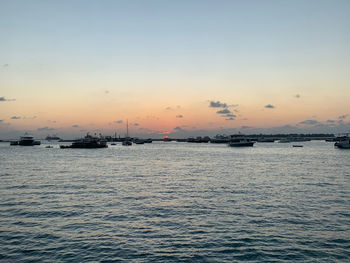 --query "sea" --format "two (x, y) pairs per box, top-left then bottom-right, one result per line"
(1, 140), (349, 262)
